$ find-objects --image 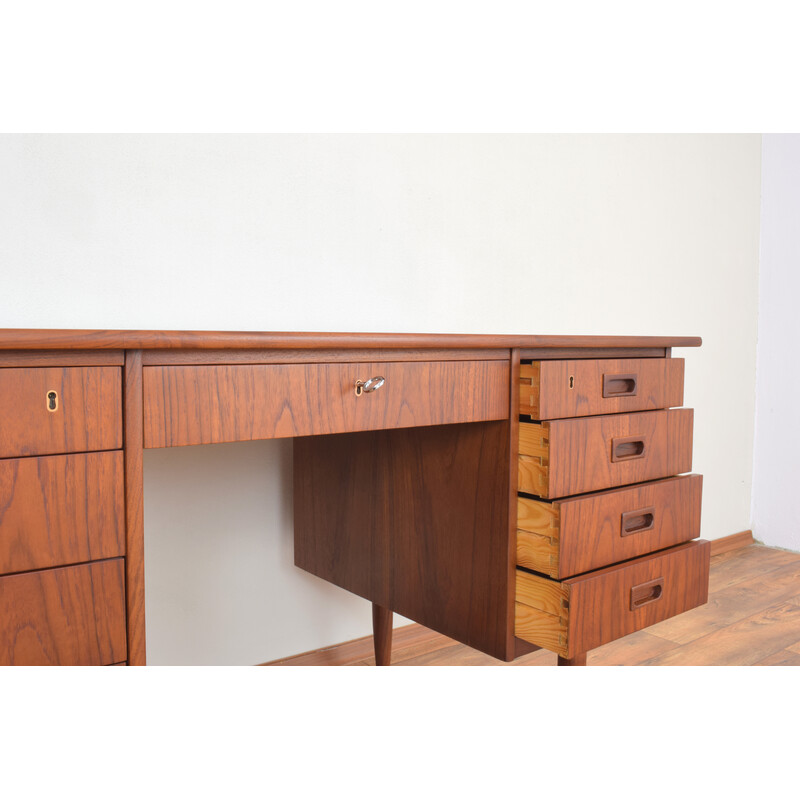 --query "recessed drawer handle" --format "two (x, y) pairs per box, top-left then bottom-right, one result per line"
(611, 435), (647, 462)
(630, 577), (664, 610)
(620, 506), (656, 537)
(603, 373), (638, 398)
(354, 376), (385, 396)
